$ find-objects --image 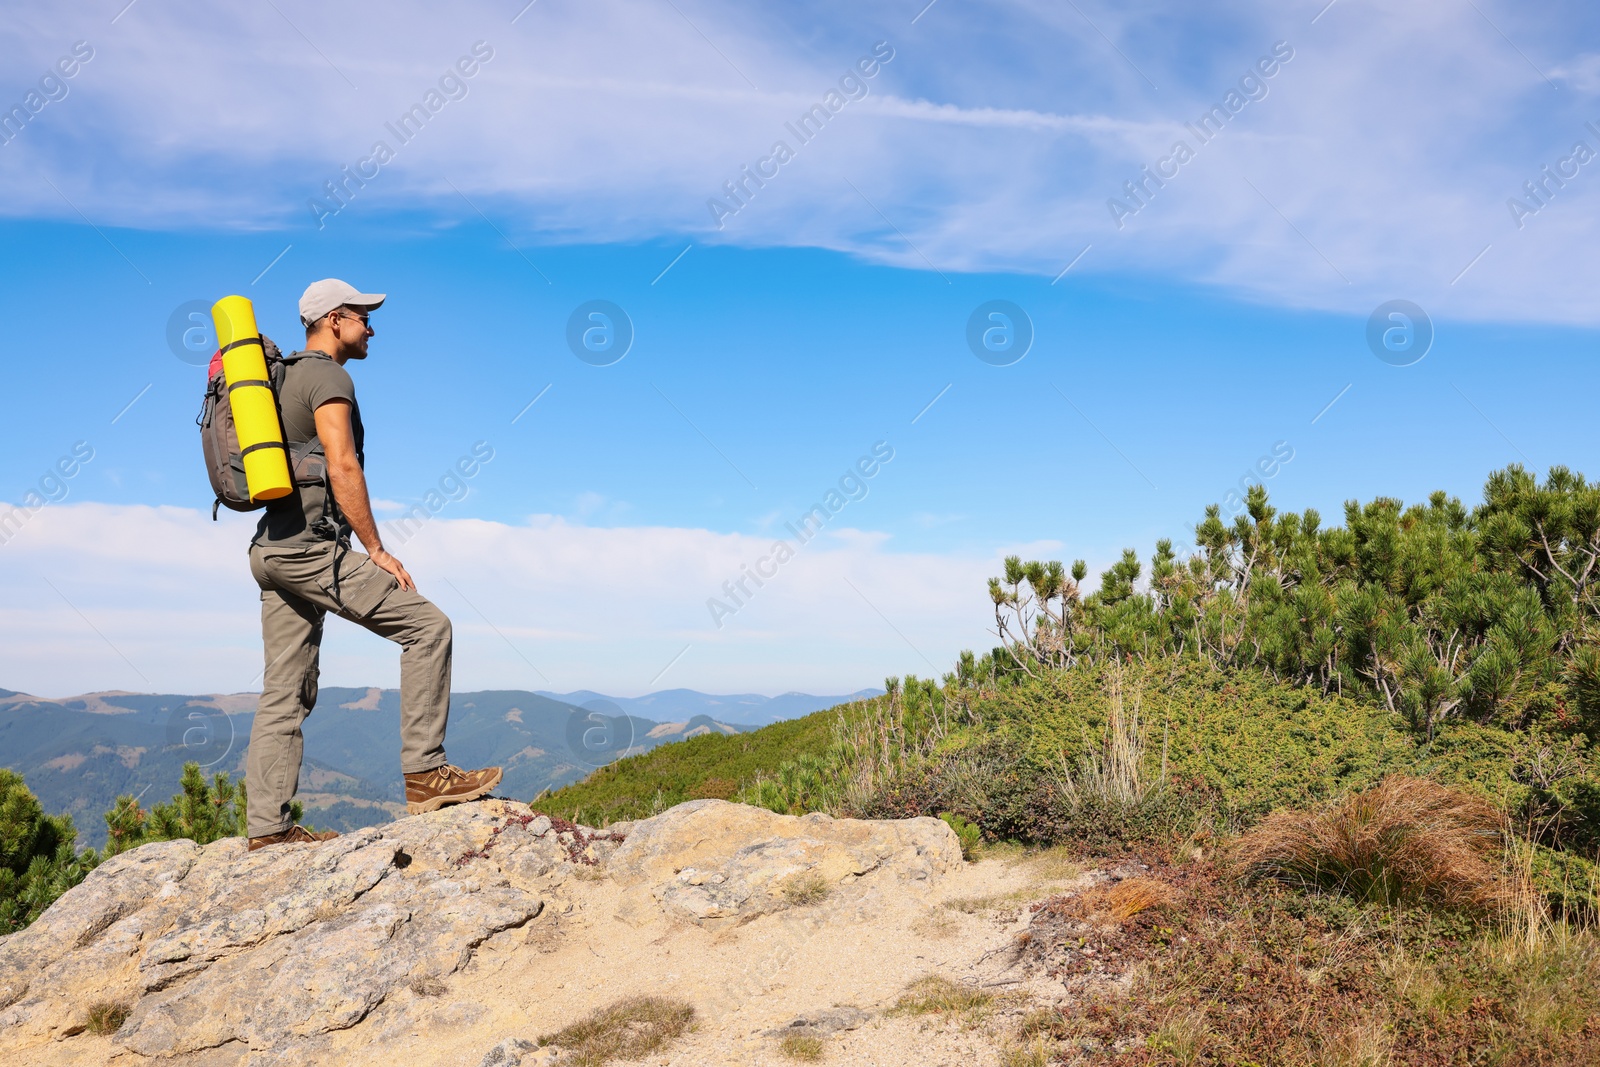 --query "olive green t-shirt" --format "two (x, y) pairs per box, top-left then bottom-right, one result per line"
(252, 350), (365, 545)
